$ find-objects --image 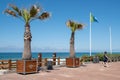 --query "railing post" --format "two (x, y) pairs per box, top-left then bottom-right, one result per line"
(38, 53), (42, 67)
(1, 60), (3, 69)
(58, 57), (60, 65)
(44, 58), (47, 66)
(53, 53), (56, 65)
(8, 59), (11, 70)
